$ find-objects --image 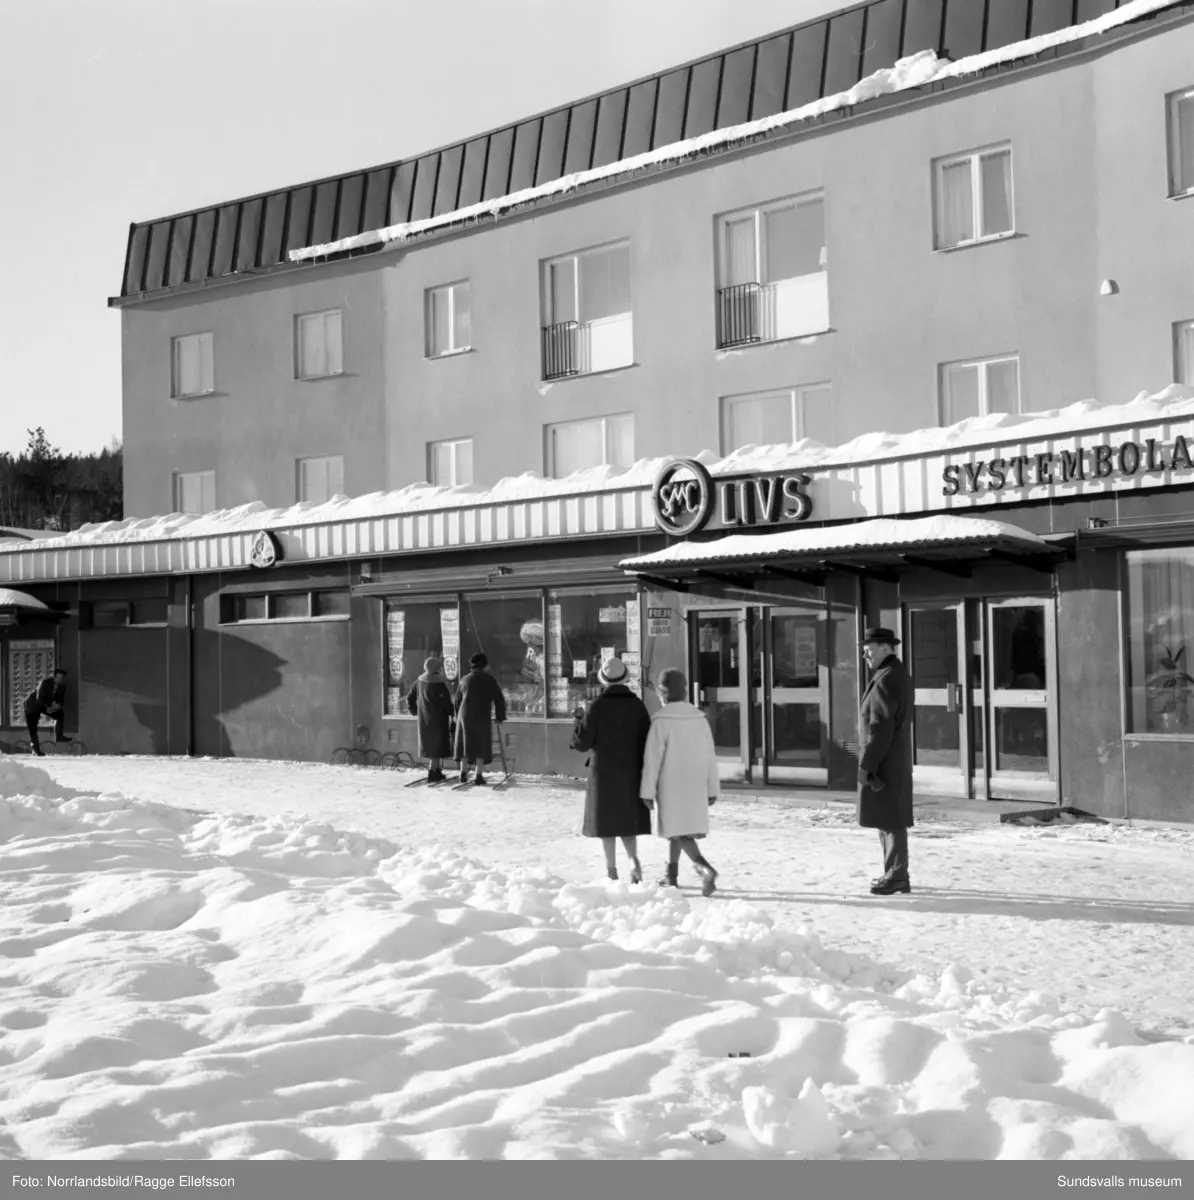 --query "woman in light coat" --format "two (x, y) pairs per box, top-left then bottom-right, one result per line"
(639, 667), (721, 896)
